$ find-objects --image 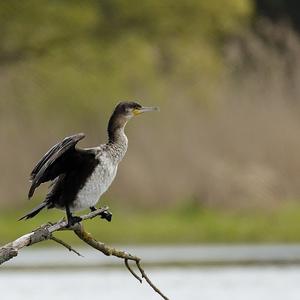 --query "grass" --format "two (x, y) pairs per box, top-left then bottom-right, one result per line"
(2, 201), (300, 246)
